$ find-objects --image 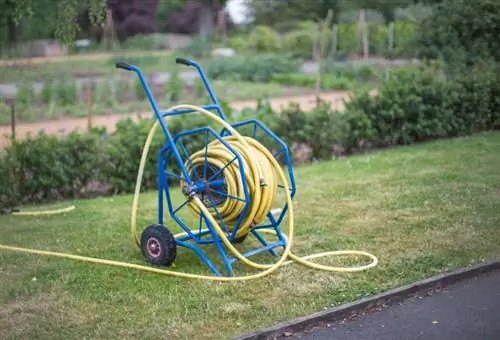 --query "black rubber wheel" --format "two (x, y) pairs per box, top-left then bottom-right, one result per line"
(140, 225), (177, 266)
